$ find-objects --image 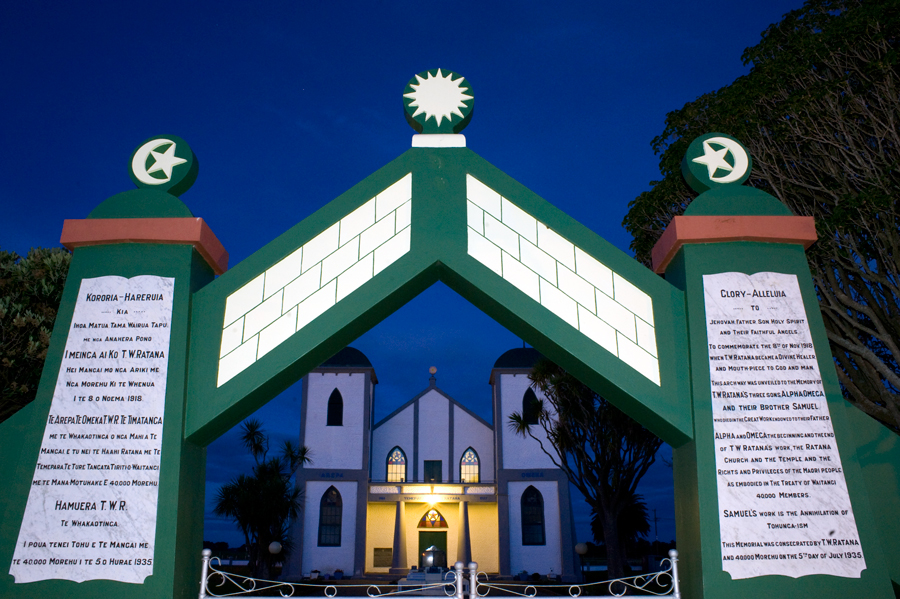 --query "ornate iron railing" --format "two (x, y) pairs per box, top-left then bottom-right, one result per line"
(198, 549), (462, 599)
(471, 550), (681, 599)
(198, 550), (681, 599)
